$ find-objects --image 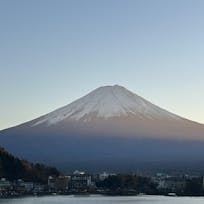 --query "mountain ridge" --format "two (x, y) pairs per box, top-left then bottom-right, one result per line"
(2, 85), (202, 131)
(25, 85), (185, 127)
